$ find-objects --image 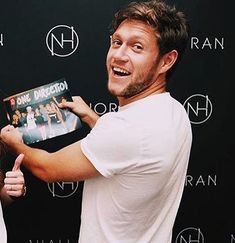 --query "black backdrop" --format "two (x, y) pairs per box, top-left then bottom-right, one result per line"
(0, 1), (233, 243)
